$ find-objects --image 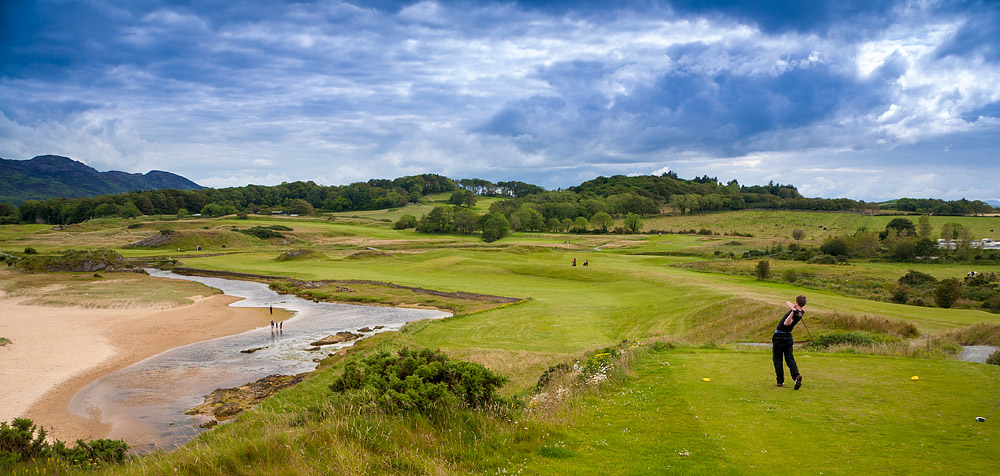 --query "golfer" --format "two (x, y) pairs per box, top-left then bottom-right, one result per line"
(773, 295), (807, 389)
